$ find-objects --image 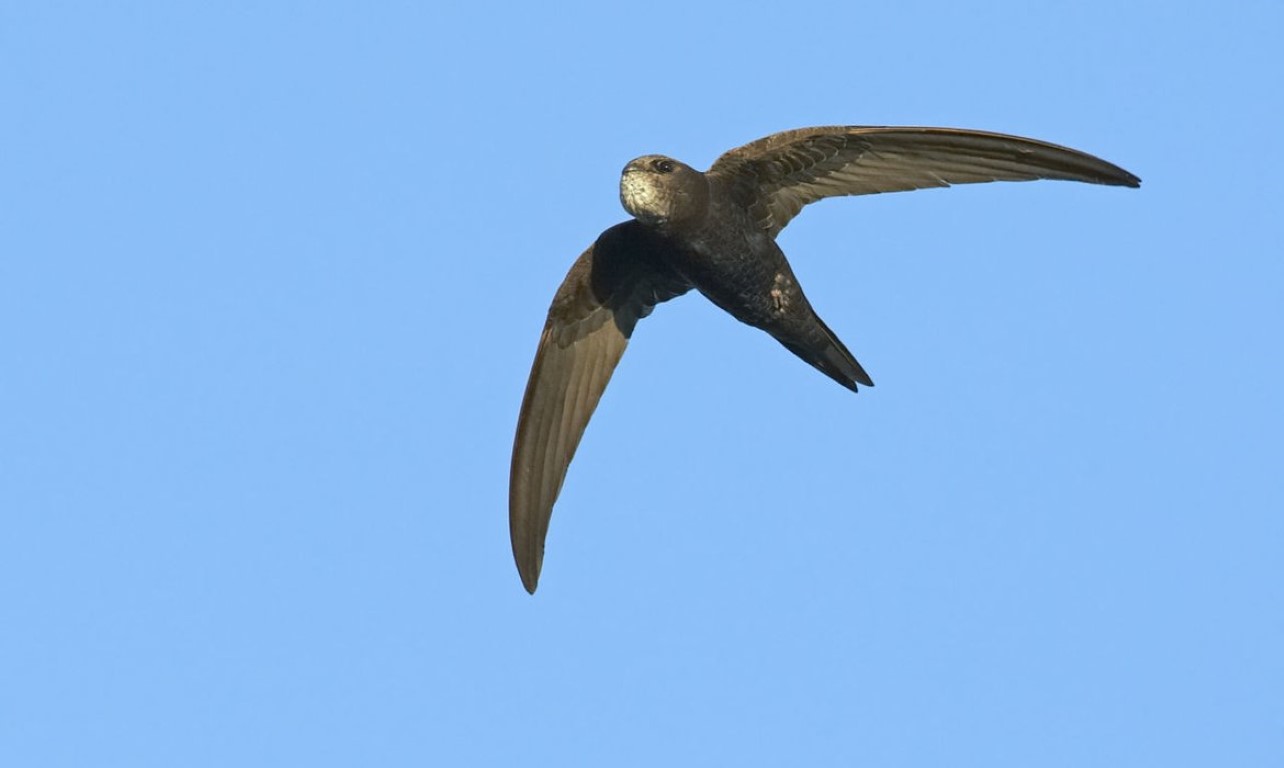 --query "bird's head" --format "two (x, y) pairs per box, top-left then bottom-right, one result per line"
(619, 155), (709, 228)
